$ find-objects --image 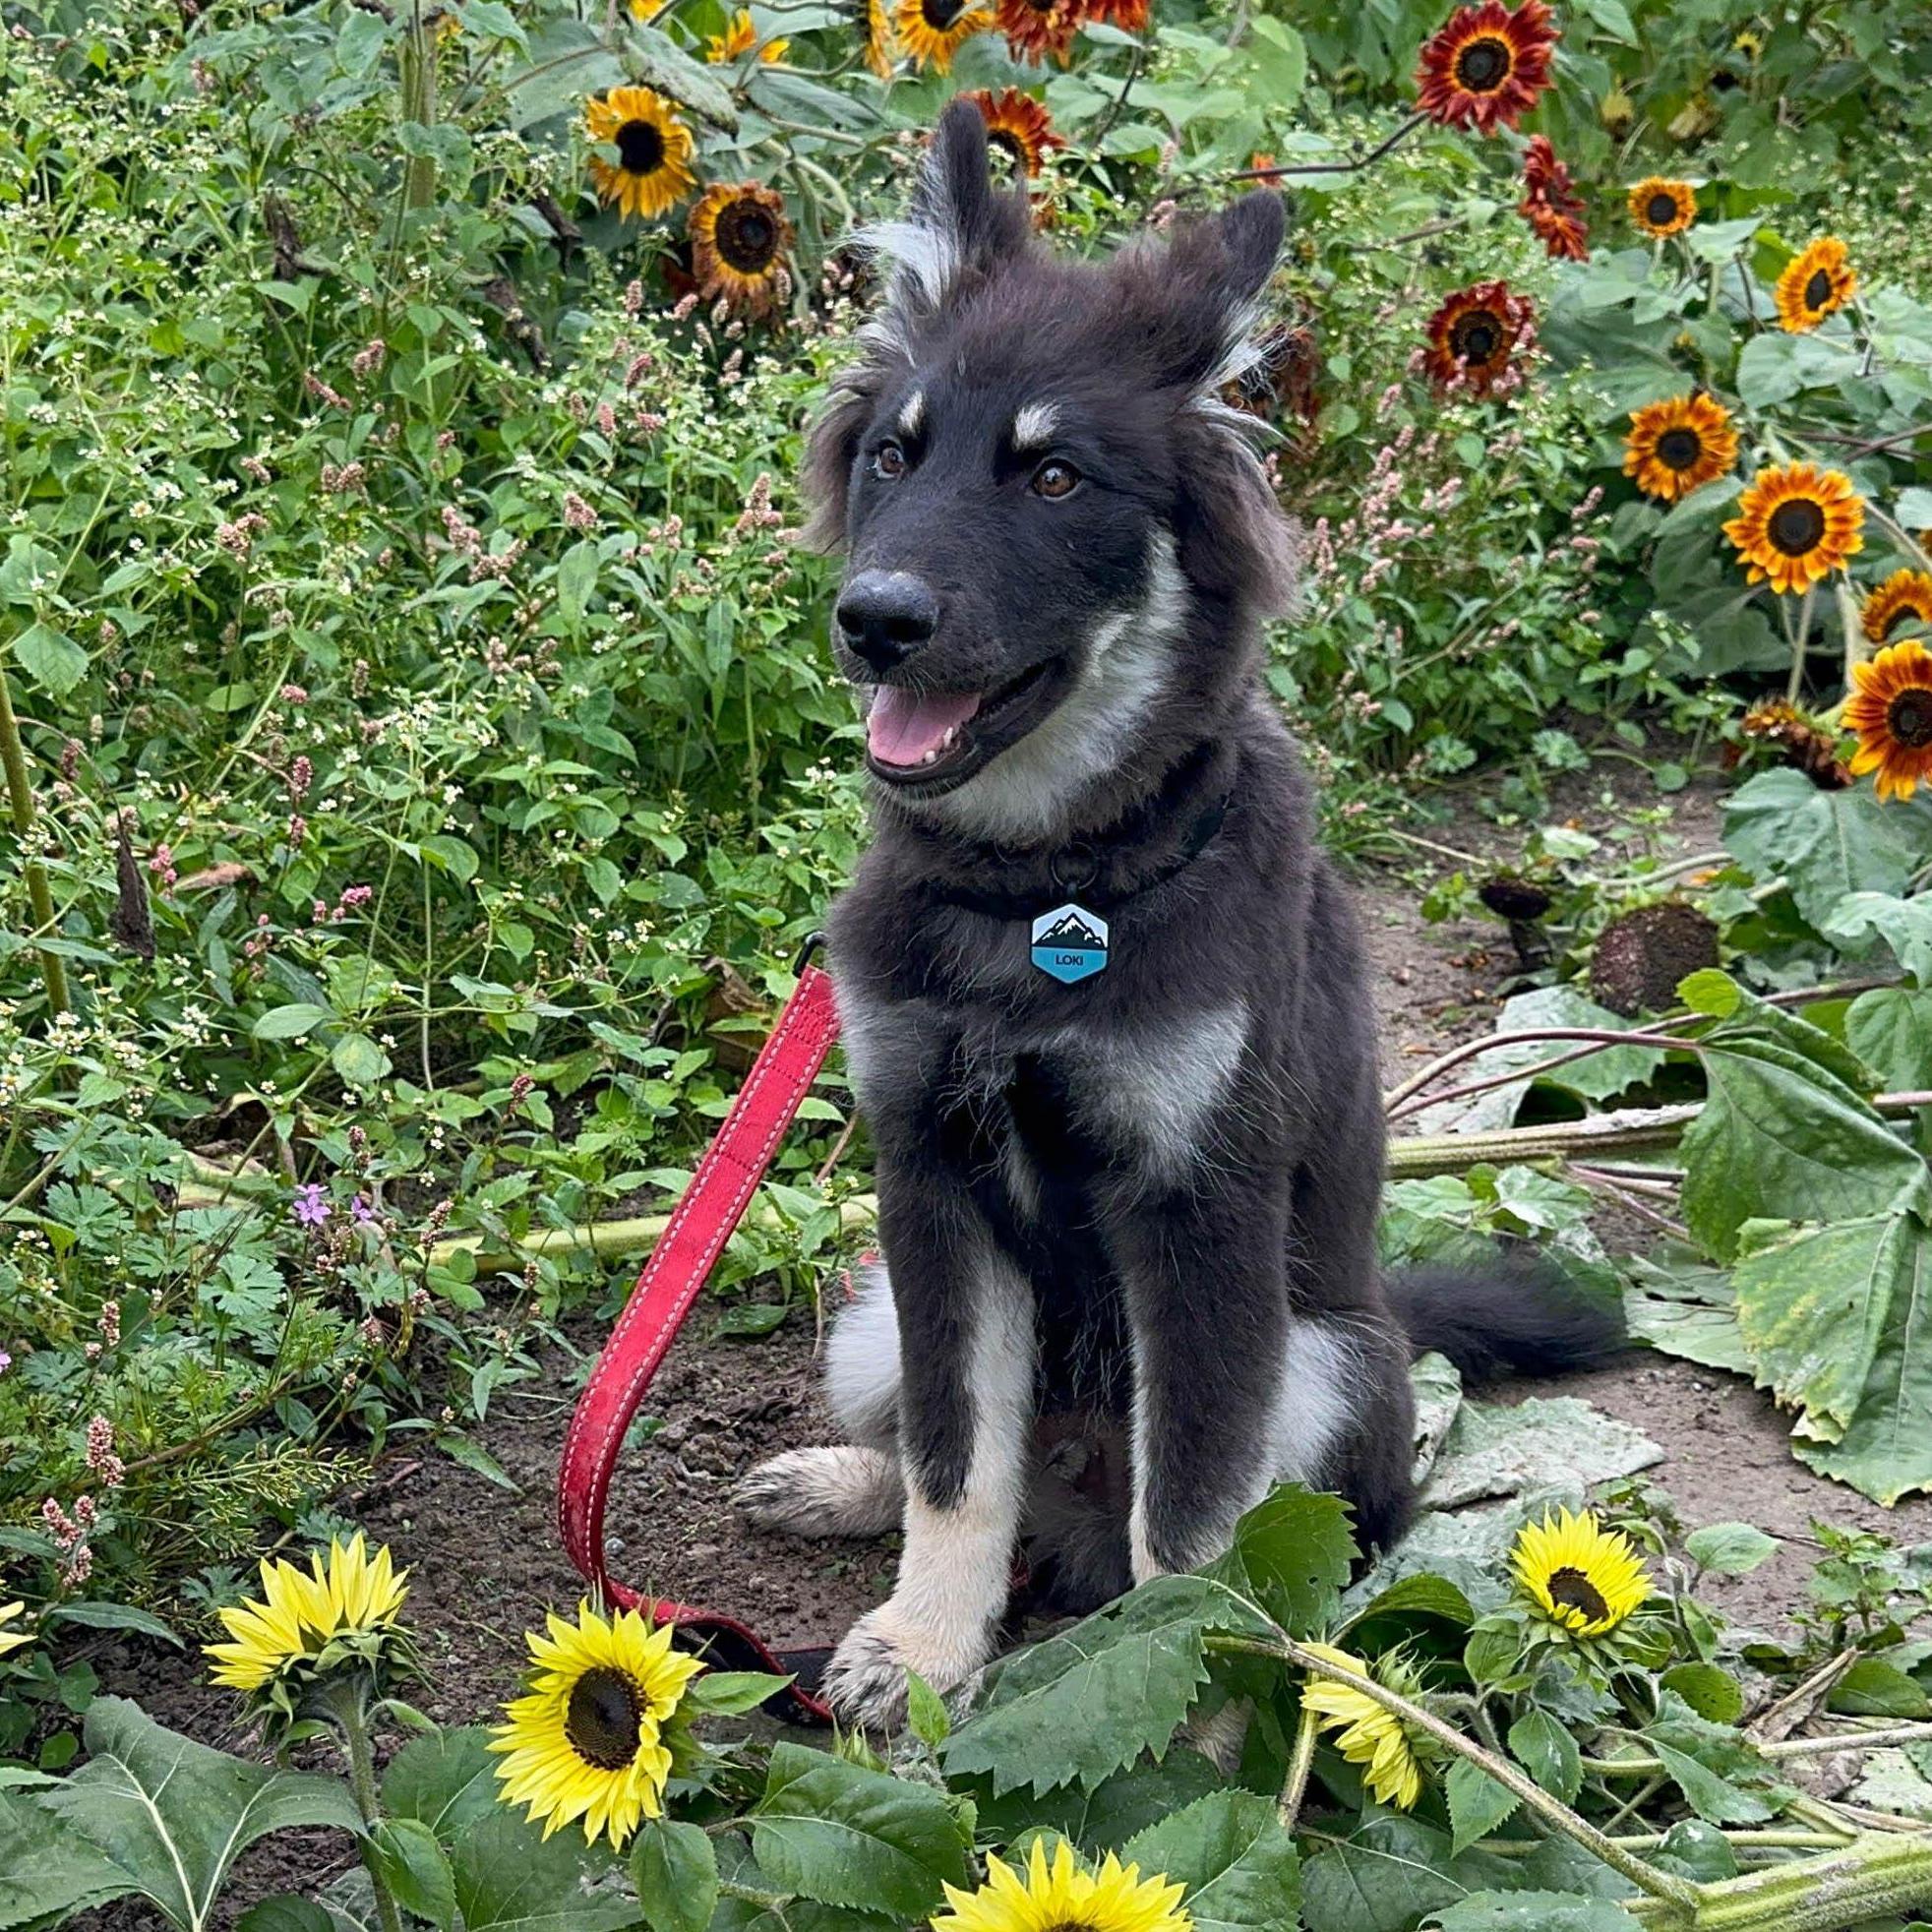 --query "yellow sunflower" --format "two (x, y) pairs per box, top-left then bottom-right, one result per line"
(1844, 638), (1932, 802)
(585, 87), (696, 221)
(1298, 1643), (1425, 1811)
(1511, 1508), (1653, 1638)
(0, 1600), (32, 1659)
(865, 0), (899, 75)
(690, 182), (795, 320)
(205, 1533), (409, 1693)
(490, 1600), (704, 1849)
(1862, 568), (1932, 646)
(1622, 392), (1738, 502)
(1775, 236), (1856, 333)
(891, 0), (994, 72)
(706, 9), (789, 61)
(306, 1532), (409, 1637)
(1721, 462), (1865, 596)
(931, 1838), (1191, 1932)
(1628, 177), (1695, 239)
